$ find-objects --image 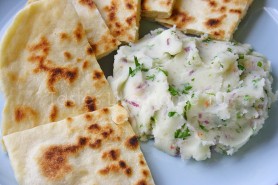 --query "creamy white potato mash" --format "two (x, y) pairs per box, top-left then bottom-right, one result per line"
(109, 28), (276, 160)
